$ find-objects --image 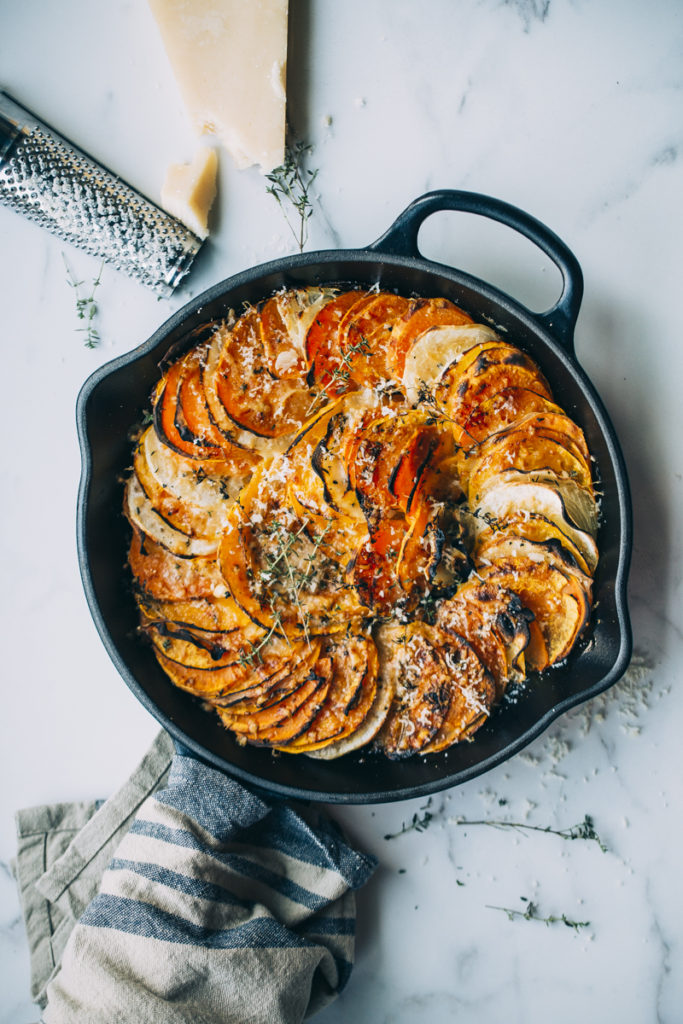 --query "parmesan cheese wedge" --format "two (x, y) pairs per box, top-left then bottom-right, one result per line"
(148, 0), (288, 172)
(161, 146), (218, 238)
